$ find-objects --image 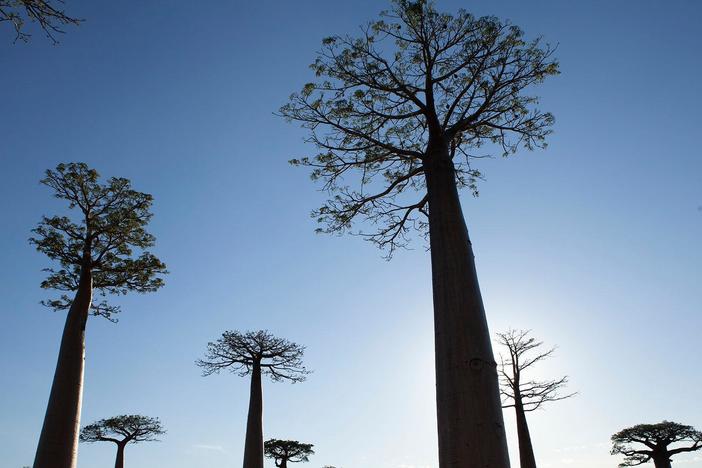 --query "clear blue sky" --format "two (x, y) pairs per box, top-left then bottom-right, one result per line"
(1, 1), (700, 467)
